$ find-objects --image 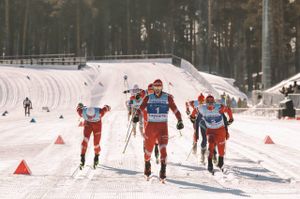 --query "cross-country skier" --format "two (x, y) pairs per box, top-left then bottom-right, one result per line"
(128, 88), (144, 137)
(133, 79), (184, 182)
(143, 83), (159, 164)
(23, 97), (32, 116)
(76, 103), (111, 169)
(123, 84), (146, 121)
(197, 95), (233, 173)
(185, 93), (205, 154)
